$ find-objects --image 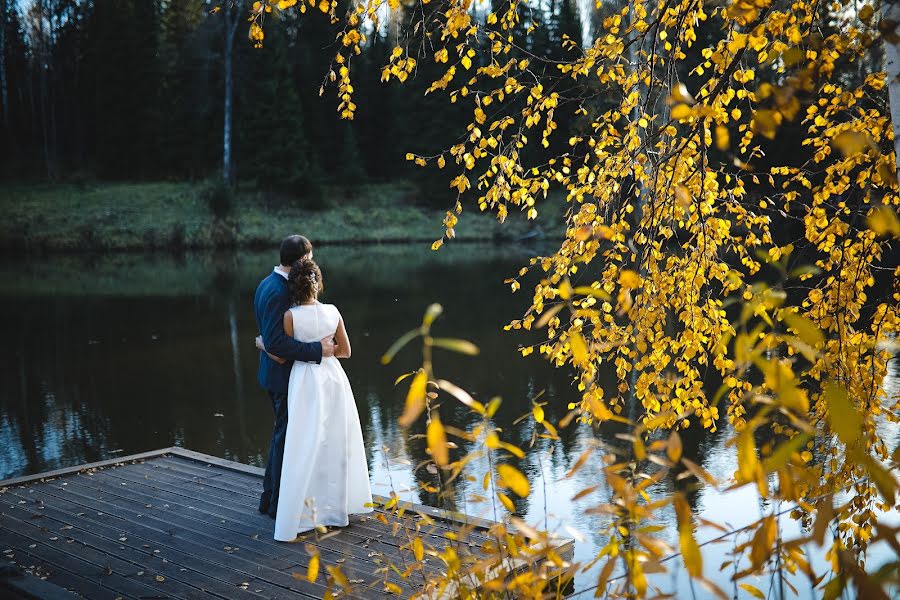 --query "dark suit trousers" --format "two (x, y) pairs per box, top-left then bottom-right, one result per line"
(260, 390), (289, 517)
